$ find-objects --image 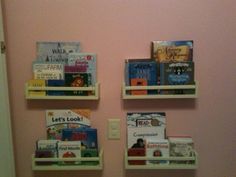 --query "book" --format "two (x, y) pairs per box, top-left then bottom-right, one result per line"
(160, 62), (195, 94)
(168, 136), (195, 164)
(46, 80), (65, 96)
(62, 127), (98, 149)
(36, 139), (59, 157)
(125, 59), (158, 94)
(64, 73), (92, 96)
(36, 42), (80, 64)
(130, 78), (148, 95)
(32, 61), (64, 80)
(46, 109), (91, 140)
(27, 79), (46, 96)
(127, 148), (146, 165)
(126, 112), (166, 149)
(35, 150), (55, 165)
(152, 40), (193, 62)
(68, 53), (97, 85)
(81, 149), (99, 165)
(146, 139), (169, 165)
(57, 141), (81, 165)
